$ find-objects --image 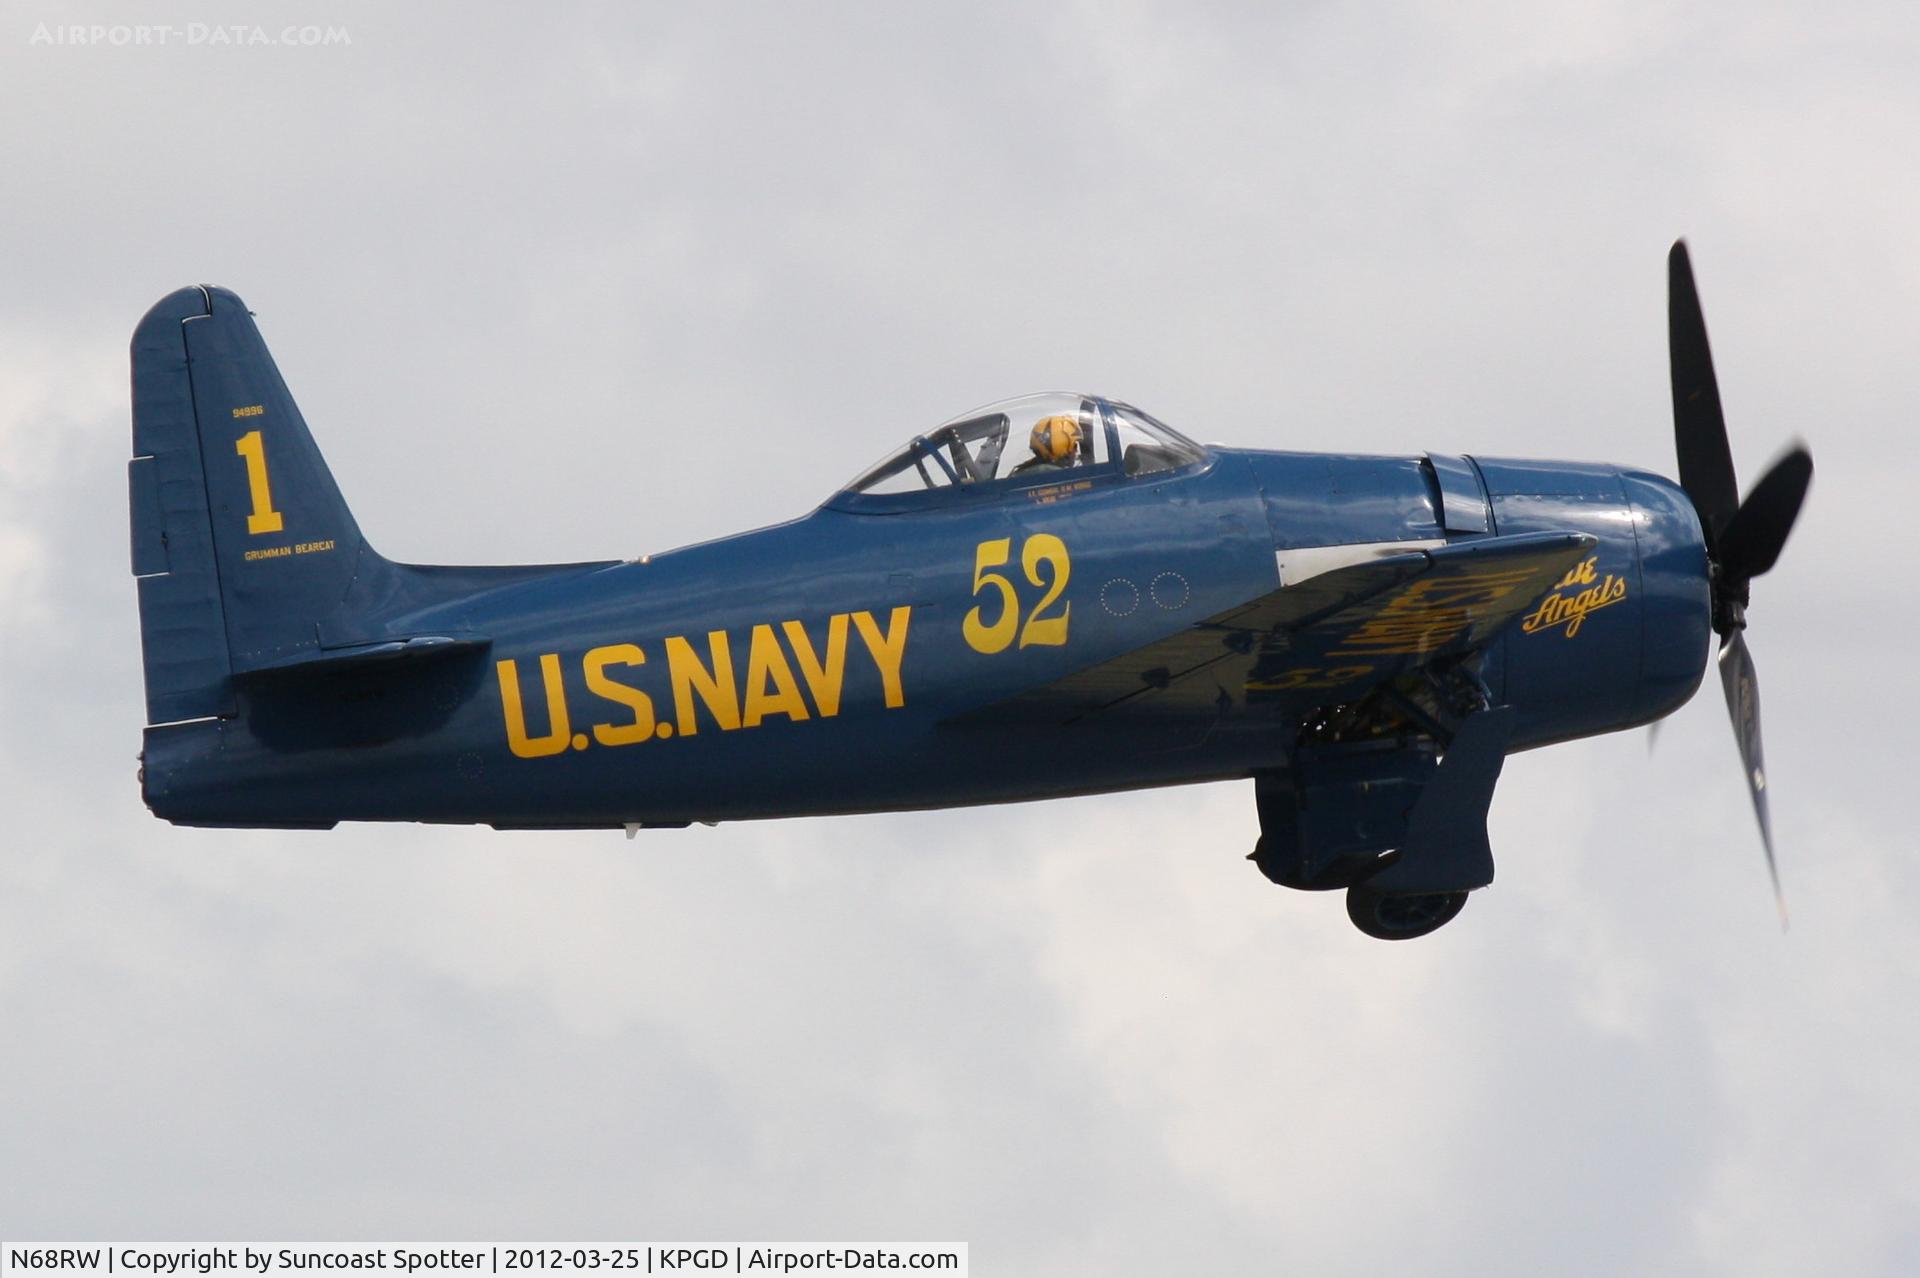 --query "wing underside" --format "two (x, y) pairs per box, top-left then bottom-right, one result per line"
(951, 530), (1596, 726)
